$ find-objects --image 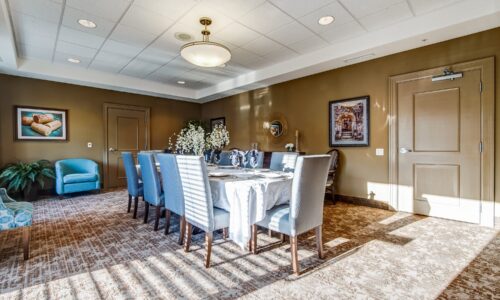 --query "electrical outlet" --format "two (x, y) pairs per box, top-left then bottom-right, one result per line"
(87, 142), (93, 148)
(376, 148), (384, 156)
